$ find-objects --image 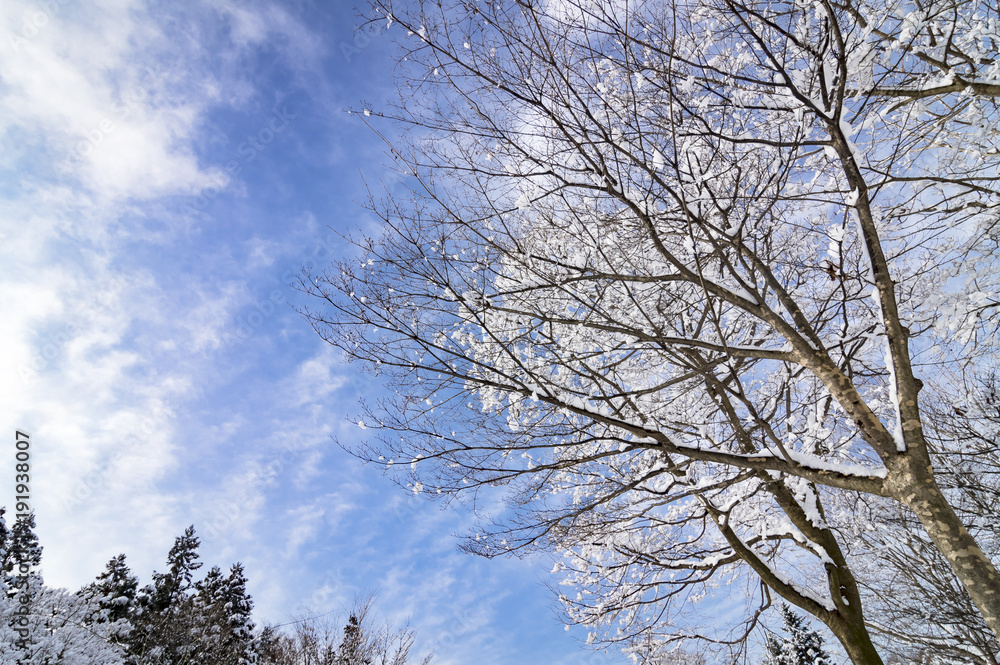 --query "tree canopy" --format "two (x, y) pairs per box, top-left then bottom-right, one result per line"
(304, 0), (1000, 662)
